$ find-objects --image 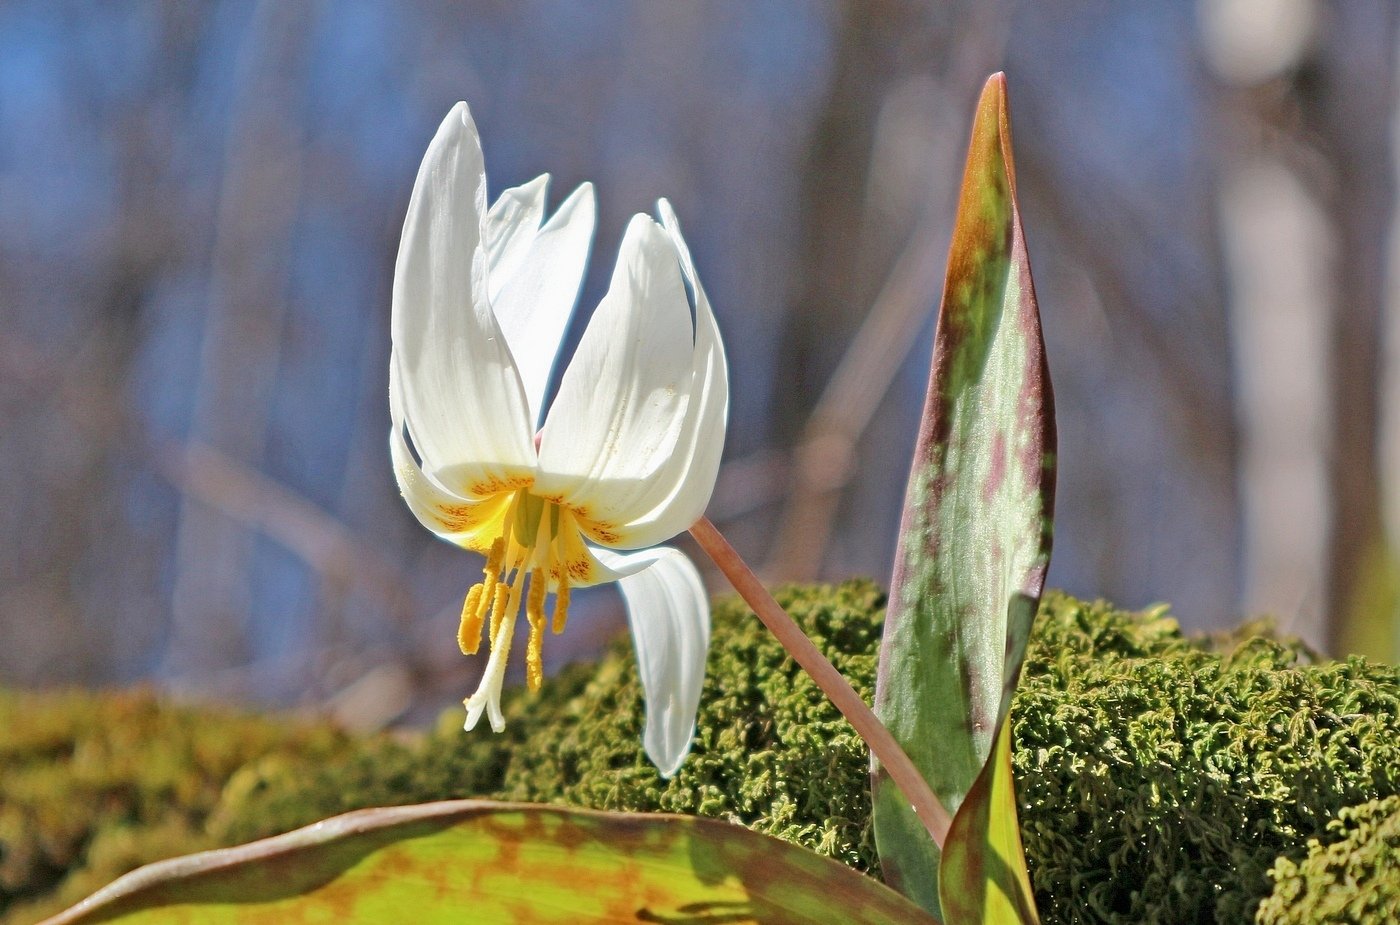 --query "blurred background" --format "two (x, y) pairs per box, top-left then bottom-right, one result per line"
(2, 0), (1397, 727)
